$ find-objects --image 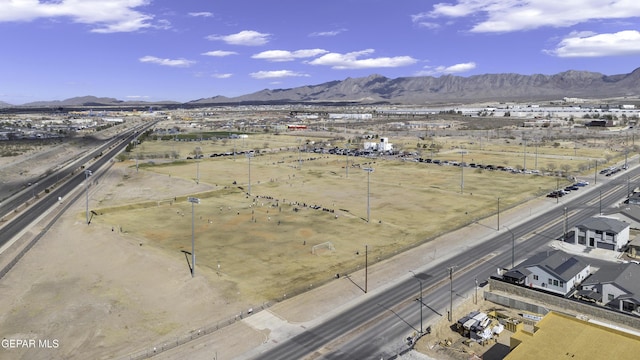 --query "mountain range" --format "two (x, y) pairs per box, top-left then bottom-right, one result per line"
(4, 68), (640, 108)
